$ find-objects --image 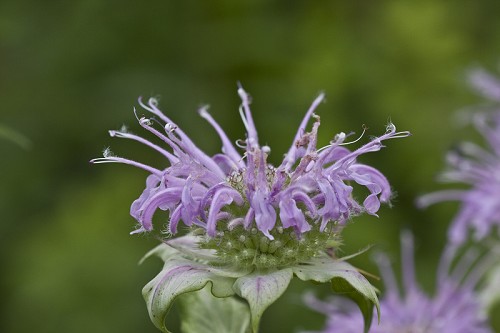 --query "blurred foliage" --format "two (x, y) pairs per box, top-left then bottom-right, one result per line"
(0, 124), (31, 149)
(2, 0), (500, 332)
